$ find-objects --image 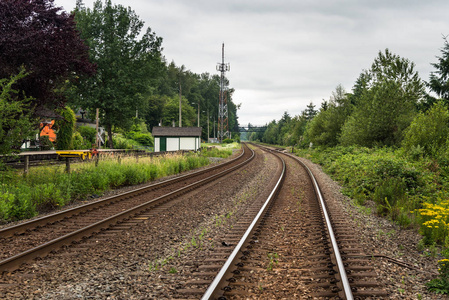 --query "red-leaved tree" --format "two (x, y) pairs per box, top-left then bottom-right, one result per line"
(0, 0), (95, 118)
